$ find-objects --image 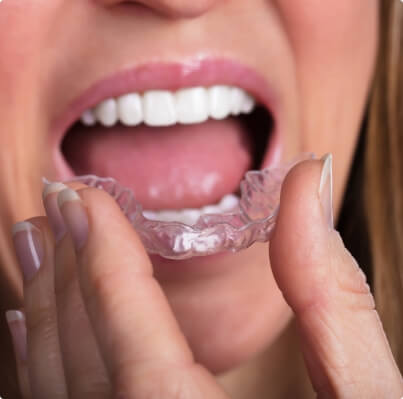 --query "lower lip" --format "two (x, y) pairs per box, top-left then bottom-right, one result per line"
(51, 58), (282, 275)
